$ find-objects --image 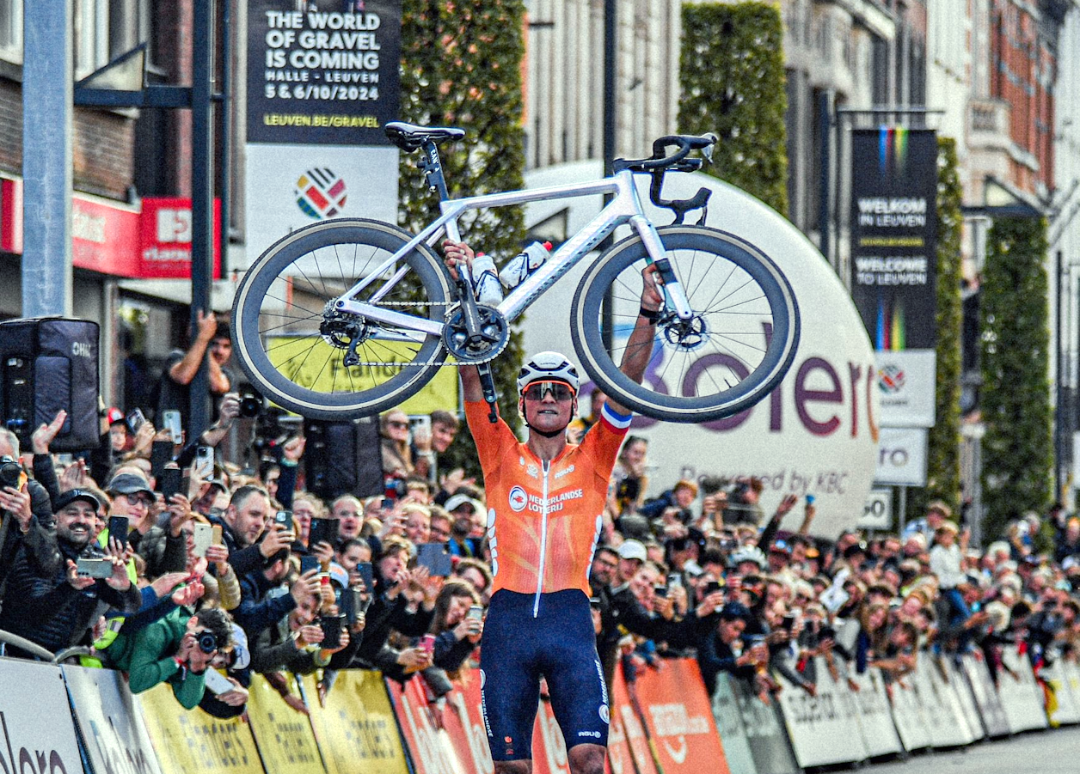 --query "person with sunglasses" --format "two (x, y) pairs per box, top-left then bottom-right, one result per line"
(442, 239), (662, 774)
